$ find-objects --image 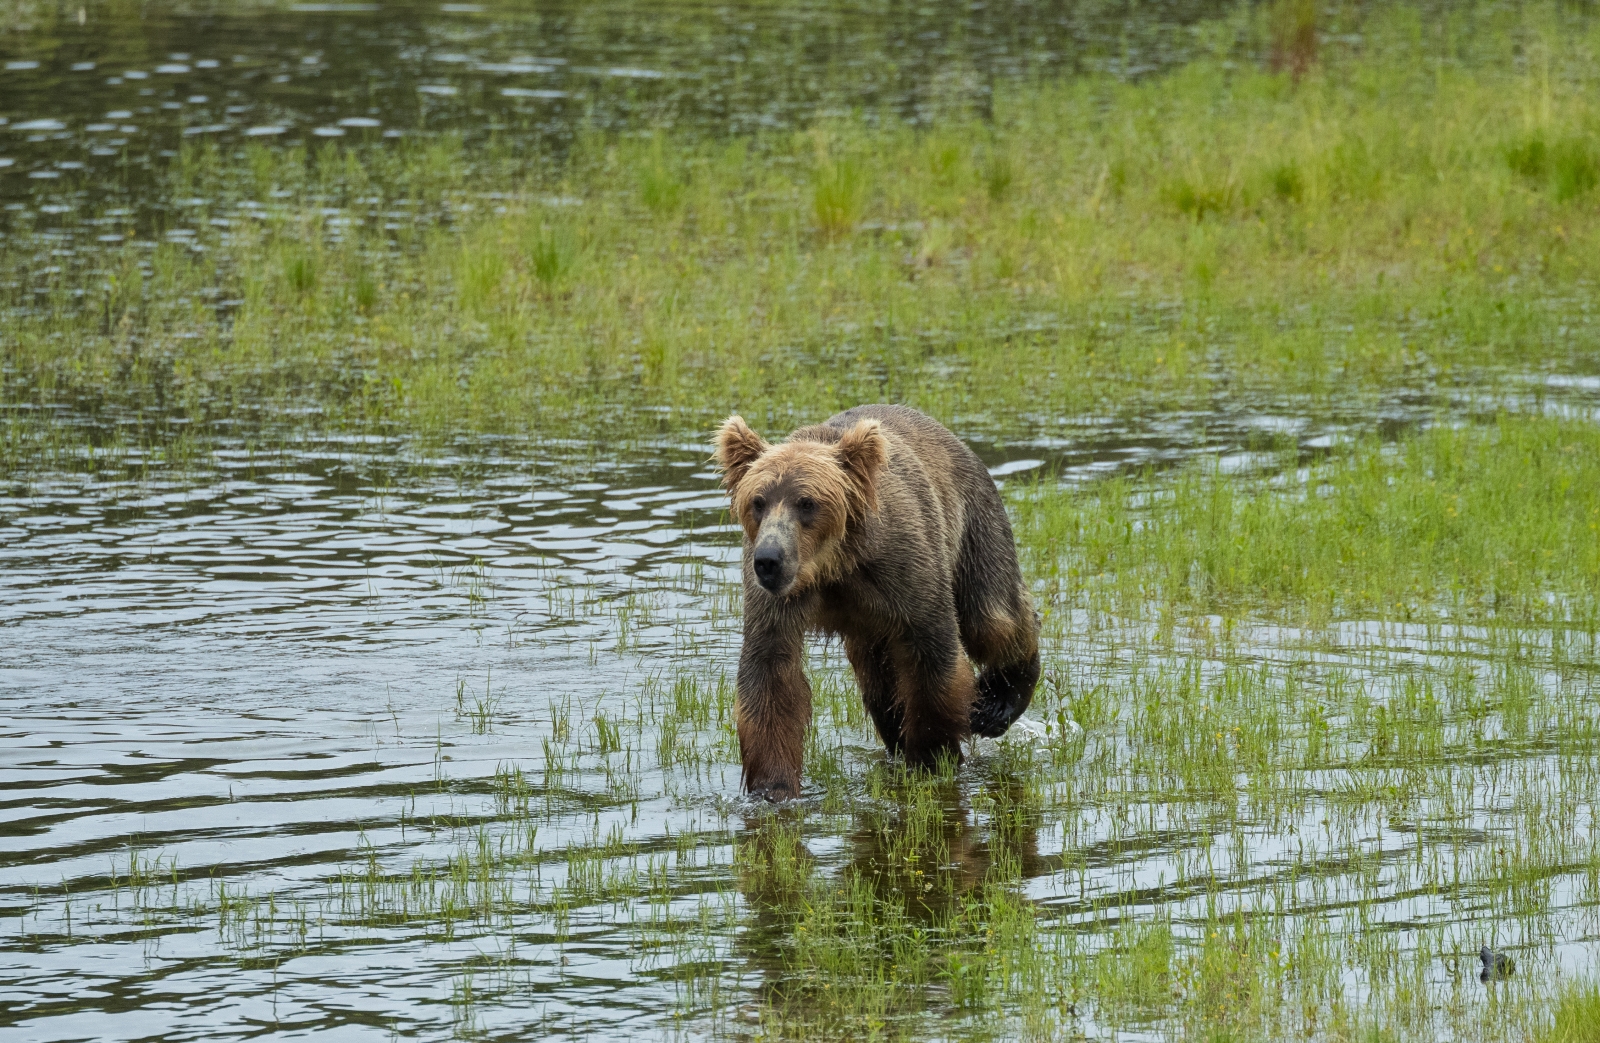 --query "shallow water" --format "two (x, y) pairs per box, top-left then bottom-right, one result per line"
(5, 400), (1600, 1039)
(1, 439), (736, 1037)
(4, 1), (1600, 1038)
(0, 0), (1227, 238)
